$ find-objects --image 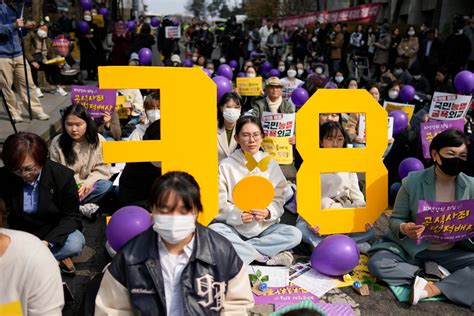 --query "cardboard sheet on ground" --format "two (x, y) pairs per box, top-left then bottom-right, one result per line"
(236, 77), (263, 96)
(416, 200), (474, 243)
(383, 101), (415, 122)
(429, 92), (472, 120)
(262, 137), (293, 165)
(419, 119), (465, 159)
